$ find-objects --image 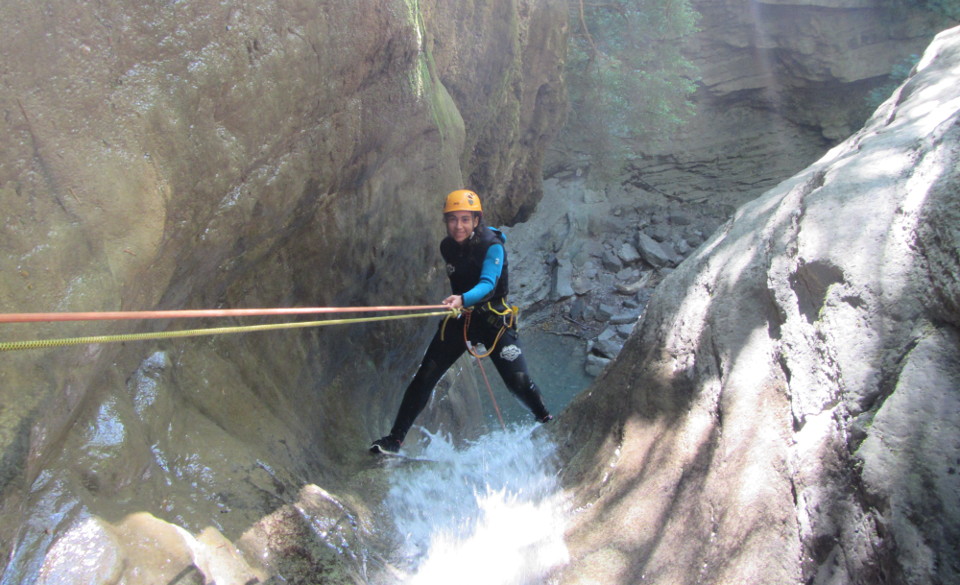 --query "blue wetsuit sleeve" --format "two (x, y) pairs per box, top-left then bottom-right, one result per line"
(461, 244), (504, 307)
